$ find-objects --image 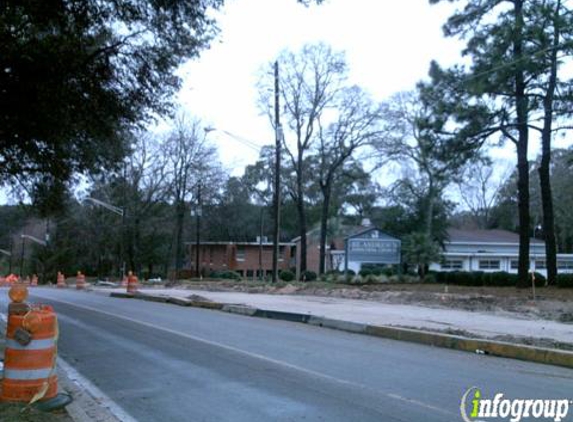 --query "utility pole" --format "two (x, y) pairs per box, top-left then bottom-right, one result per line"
(122, 161), (127, 278)
(272, 60), (282, 283)
(259, 208), (264, 281)
(9, 231), (13, 273)
(195, 182), (202, 278)
(19, 235), (25, 278)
